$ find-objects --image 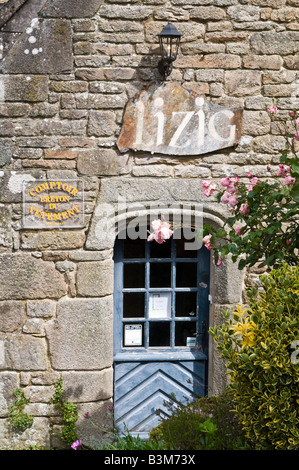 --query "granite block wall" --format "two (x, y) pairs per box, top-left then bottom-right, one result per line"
(0, 0), (298, 449)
